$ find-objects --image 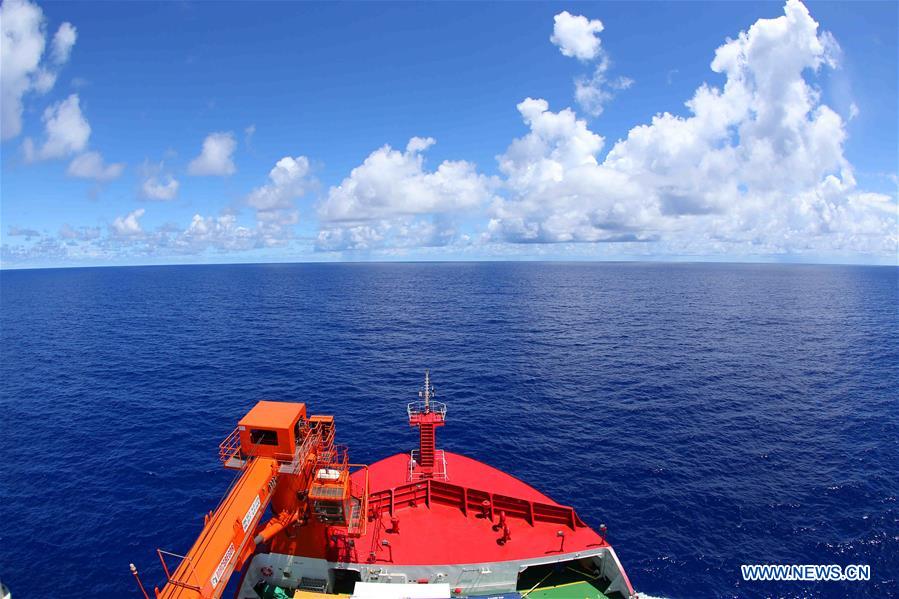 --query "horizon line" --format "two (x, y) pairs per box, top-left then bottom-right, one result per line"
(2, 256), (897, 273)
